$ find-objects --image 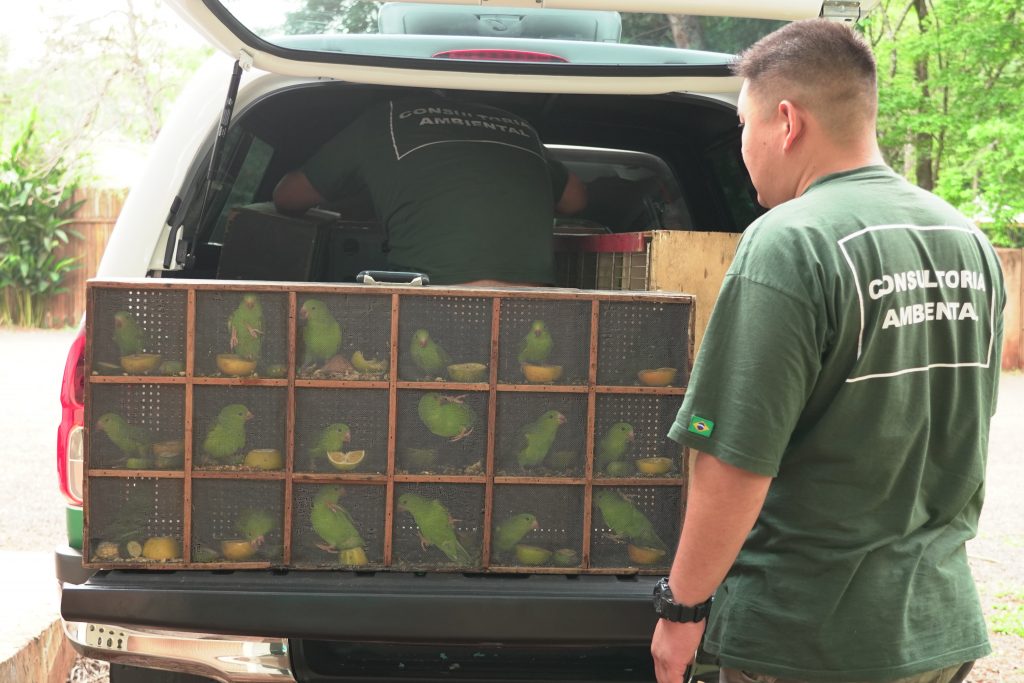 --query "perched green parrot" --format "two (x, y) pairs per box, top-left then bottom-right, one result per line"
(201, 403), (253, 464)
(410, 329), (452, 378)
(228, 294), (264, 361)
(113, 311), (146, 356)
(236, 508), (277, 546)
(517, 320), (553, 365)
(95, 412), (152, 460)
(594, 490), (666, 551)
(514, 409), (566, 469)
(311, 486), (365, 553)
(596, 422), (635, 472)
(417, 393), (476, 442)
(299, 299), (342, 368)
(397, 493), (474, 564)
(493, 513), (539, 554)
(307, 422), (352, 462)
